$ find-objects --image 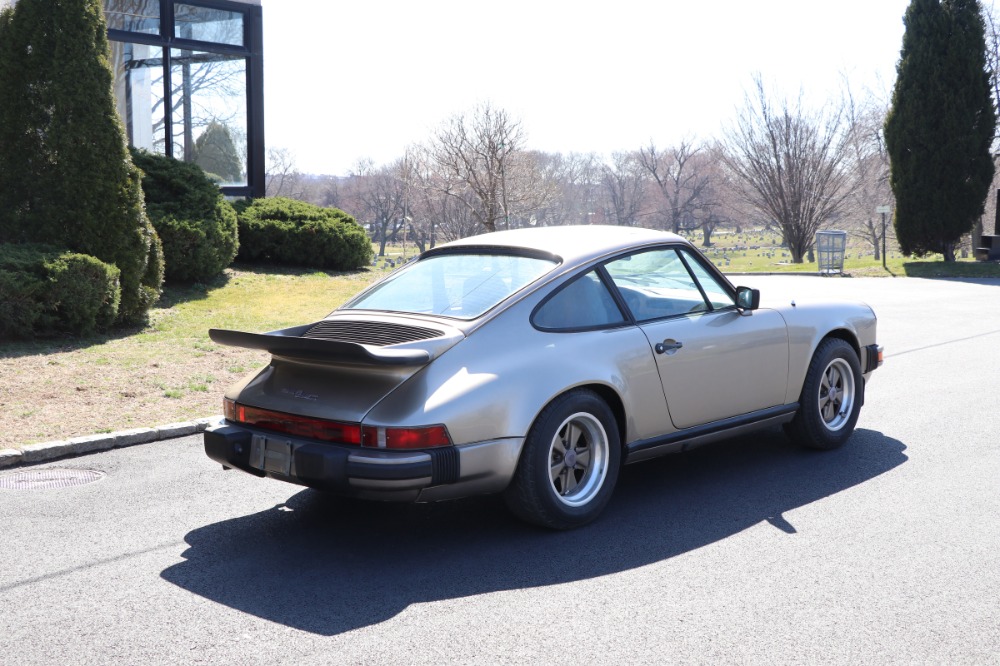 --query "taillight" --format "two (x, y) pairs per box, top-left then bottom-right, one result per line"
(362, 425), (452, 449)
(223, 398), (361, 445)
(223, 398), (452, 449)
